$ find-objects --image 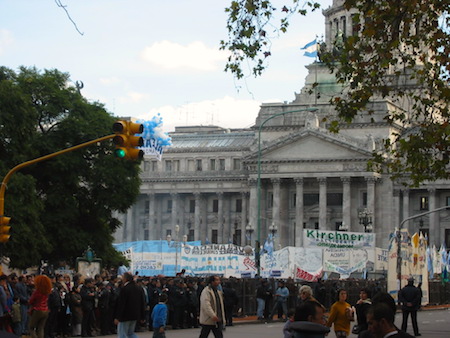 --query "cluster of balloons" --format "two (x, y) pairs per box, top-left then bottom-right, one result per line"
(137, 114), (172, 146)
